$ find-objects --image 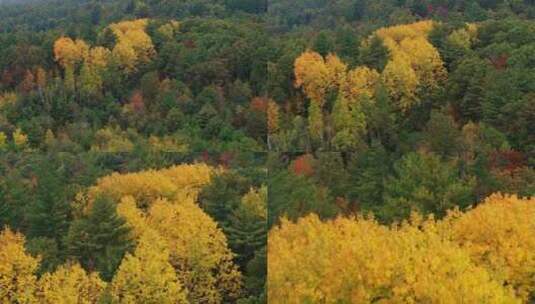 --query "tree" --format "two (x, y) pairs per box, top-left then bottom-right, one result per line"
(109, 19), (155, 72)
(307, 101), (325, 145)
(348, 141), (391, 212)
(53, 37), (89, 70)
(79, 62), (102, 98)
(37, 263), (106, 304)
(90, 165), (243, 303)
(0, 228), (39, 303)
(444, 193), (535, 301)
(382, 151), (475, 222)
(225, 187), (267, 268)
(266, 100), (280, 149)
(268, 214), (519, 303)
(374, 21), (446, 111)
(294, 51), (343, 104)
(398, 36), (447, 91)
(110, 229), (188, 304)
(422, 110), (462, 158)
(331, 94), (367, 151)
(13, 128), (28, 149)
(199, 171), (251, 225)
(147, 199), (243, 303)
(88, 163), (215, 209)
(340, 66), (380, 99)
(381, 53), (420, 111)
(65, 196), (132, 281)
(447, 55), (490, 121)
(313, 31), (333, 57)
(0, 132), (7, 150)
(362, 84), (399, 149)
(268, 169), (336, 227)
(358, 34), (389, 71)
(26, 161), (71, 242)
